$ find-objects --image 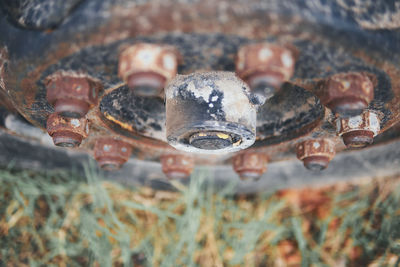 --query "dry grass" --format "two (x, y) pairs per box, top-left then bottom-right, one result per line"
(0, 165), (399, 266)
